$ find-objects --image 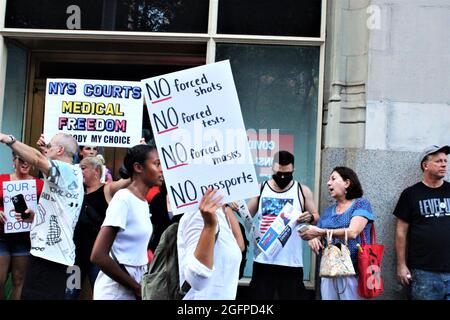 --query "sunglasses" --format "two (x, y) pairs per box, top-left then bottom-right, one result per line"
(14, 156), (28, 164)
